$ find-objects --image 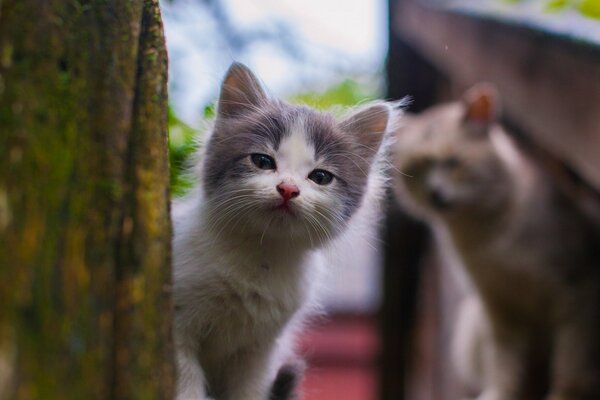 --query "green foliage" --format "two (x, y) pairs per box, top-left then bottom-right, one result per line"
(579, 0), (600, 18)
(168, 107), (197, 197)
(545, 0), (569, 11)
(291, 79), (376, 109)
(168, 79), (376, 197)
(505, 0), (600, 18)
